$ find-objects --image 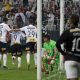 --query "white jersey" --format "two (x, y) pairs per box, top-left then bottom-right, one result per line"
(11, 31), (25, 45)
(0, 23), (11, 43)
(20, 24), (37, 43)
